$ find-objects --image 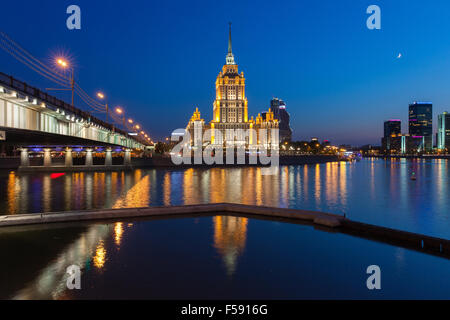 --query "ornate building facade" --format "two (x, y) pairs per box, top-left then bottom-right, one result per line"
(186, 24), (279, 149)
